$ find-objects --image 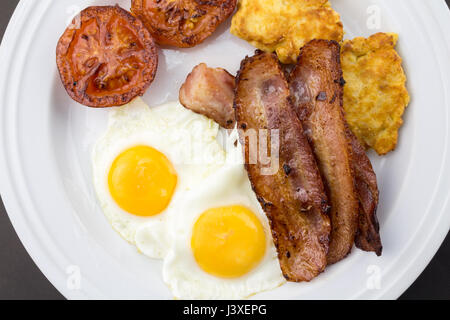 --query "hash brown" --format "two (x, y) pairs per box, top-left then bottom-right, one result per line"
(230, 0), (343, 64)
(341, 32), (410, 155)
